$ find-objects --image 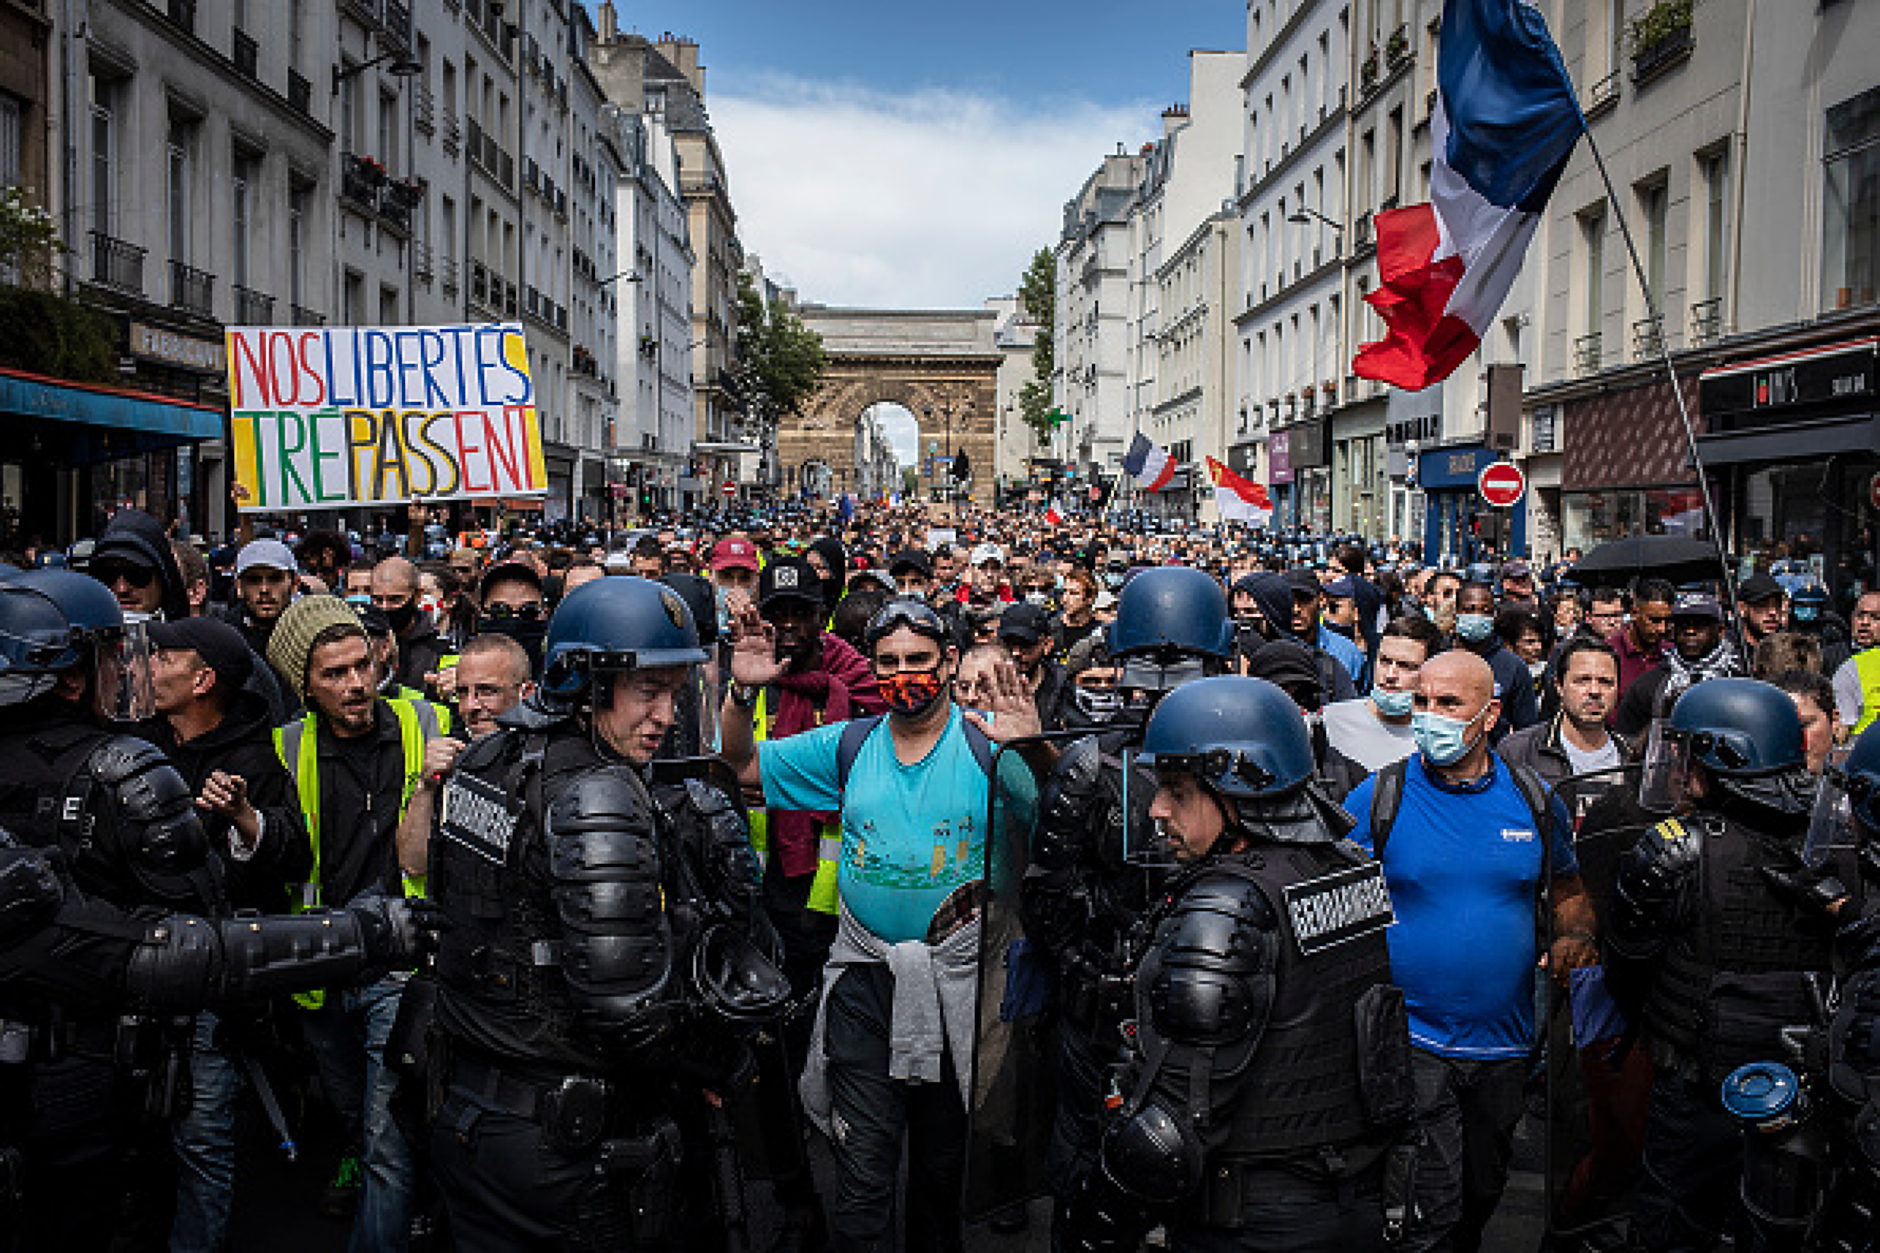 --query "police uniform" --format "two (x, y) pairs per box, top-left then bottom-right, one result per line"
(422, 575), (786, 1252)
(1059, 677), (1415, 1253)
(1604, 679), (1867, 1253)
